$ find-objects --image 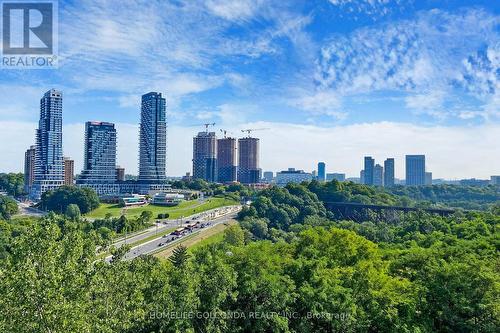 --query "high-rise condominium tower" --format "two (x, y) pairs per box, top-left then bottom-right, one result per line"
(217, 137), (237, 183)
(138, 92), (167, 183)
(384, 158), (395, 187)
(31, 89), (64, 199)
(317, 162), (326, 182)
(406, 155), (426, 185)
(193, 131), (217, 182)
(238, 137), (261, 184)
(363, 156), (374, 185)
(373, 164), (384, 186)
(24, 145), (36, 194)
(77, 122), (117, 184)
